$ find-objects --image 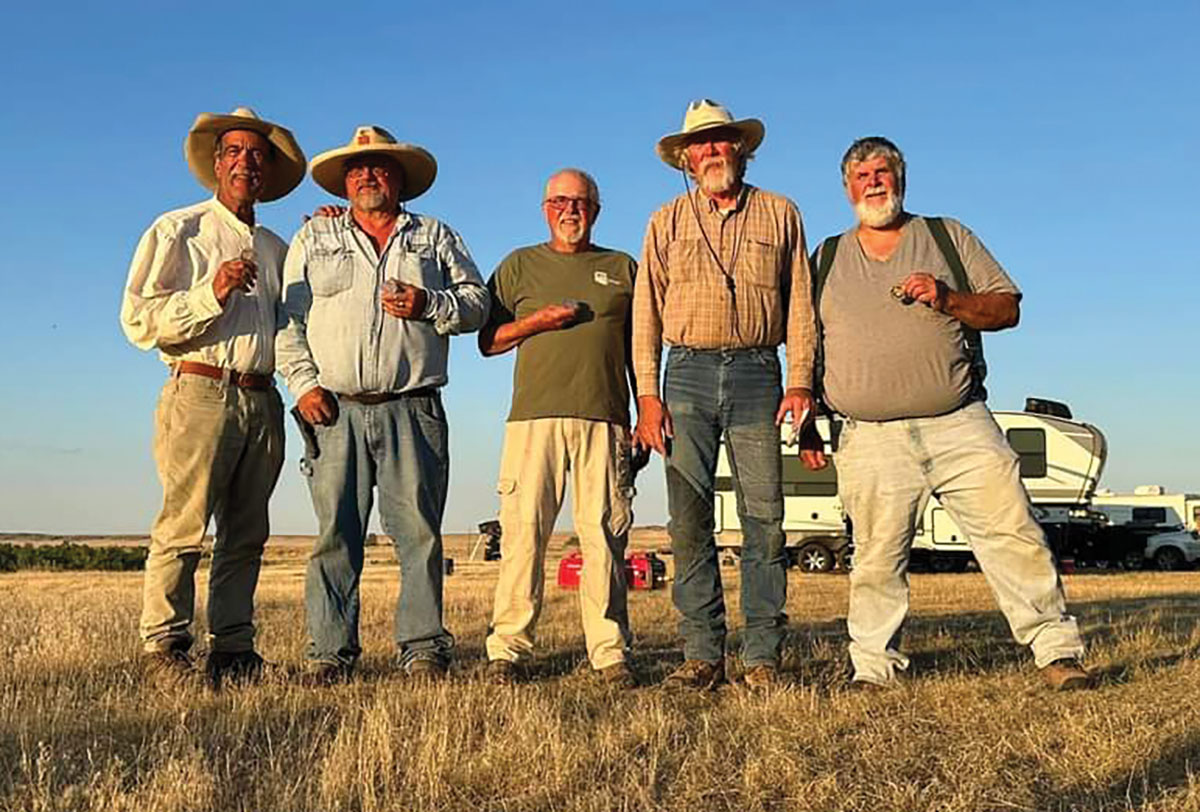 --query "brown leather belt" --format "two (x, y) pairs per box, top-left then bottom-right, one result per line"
(337, 387), (439, 404)
(172, 361), (274, 390)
